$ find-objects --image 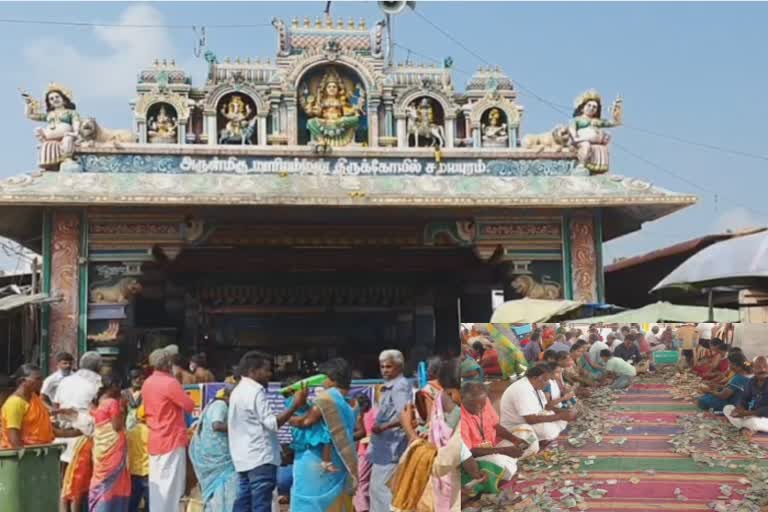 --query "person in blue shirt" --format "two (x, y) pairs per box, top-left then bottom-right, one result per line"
(698, 354), (750, 412)
(723, 356), (768, 439)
